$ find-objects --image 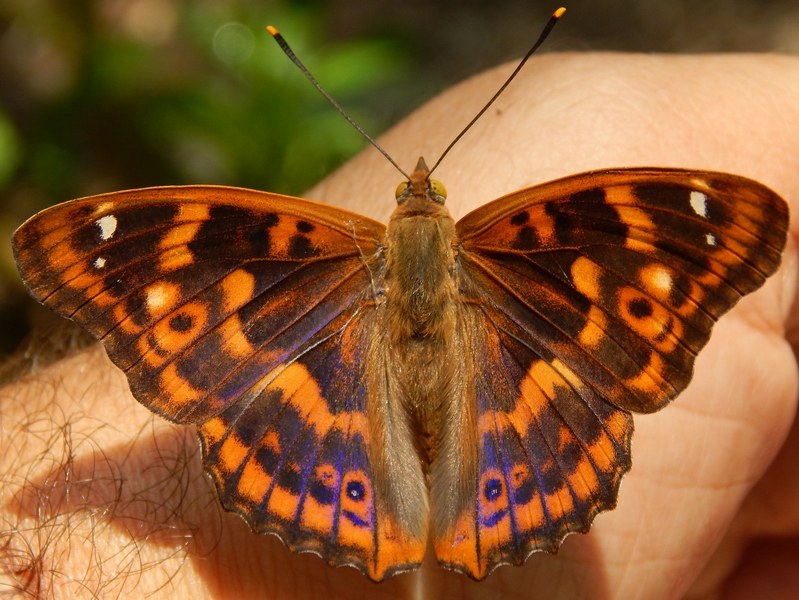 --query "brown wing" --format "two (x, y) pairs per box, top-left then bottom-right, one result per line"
(434, 168), (788, 579)
(13, 185), (426, 580)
